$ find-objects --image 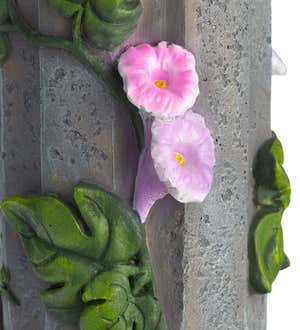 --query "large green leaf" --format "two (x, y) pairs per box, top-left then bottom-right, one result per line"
(1, 183), (164, 329)
(84, 0), (143, 50)
(250, 133), (291, 293)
